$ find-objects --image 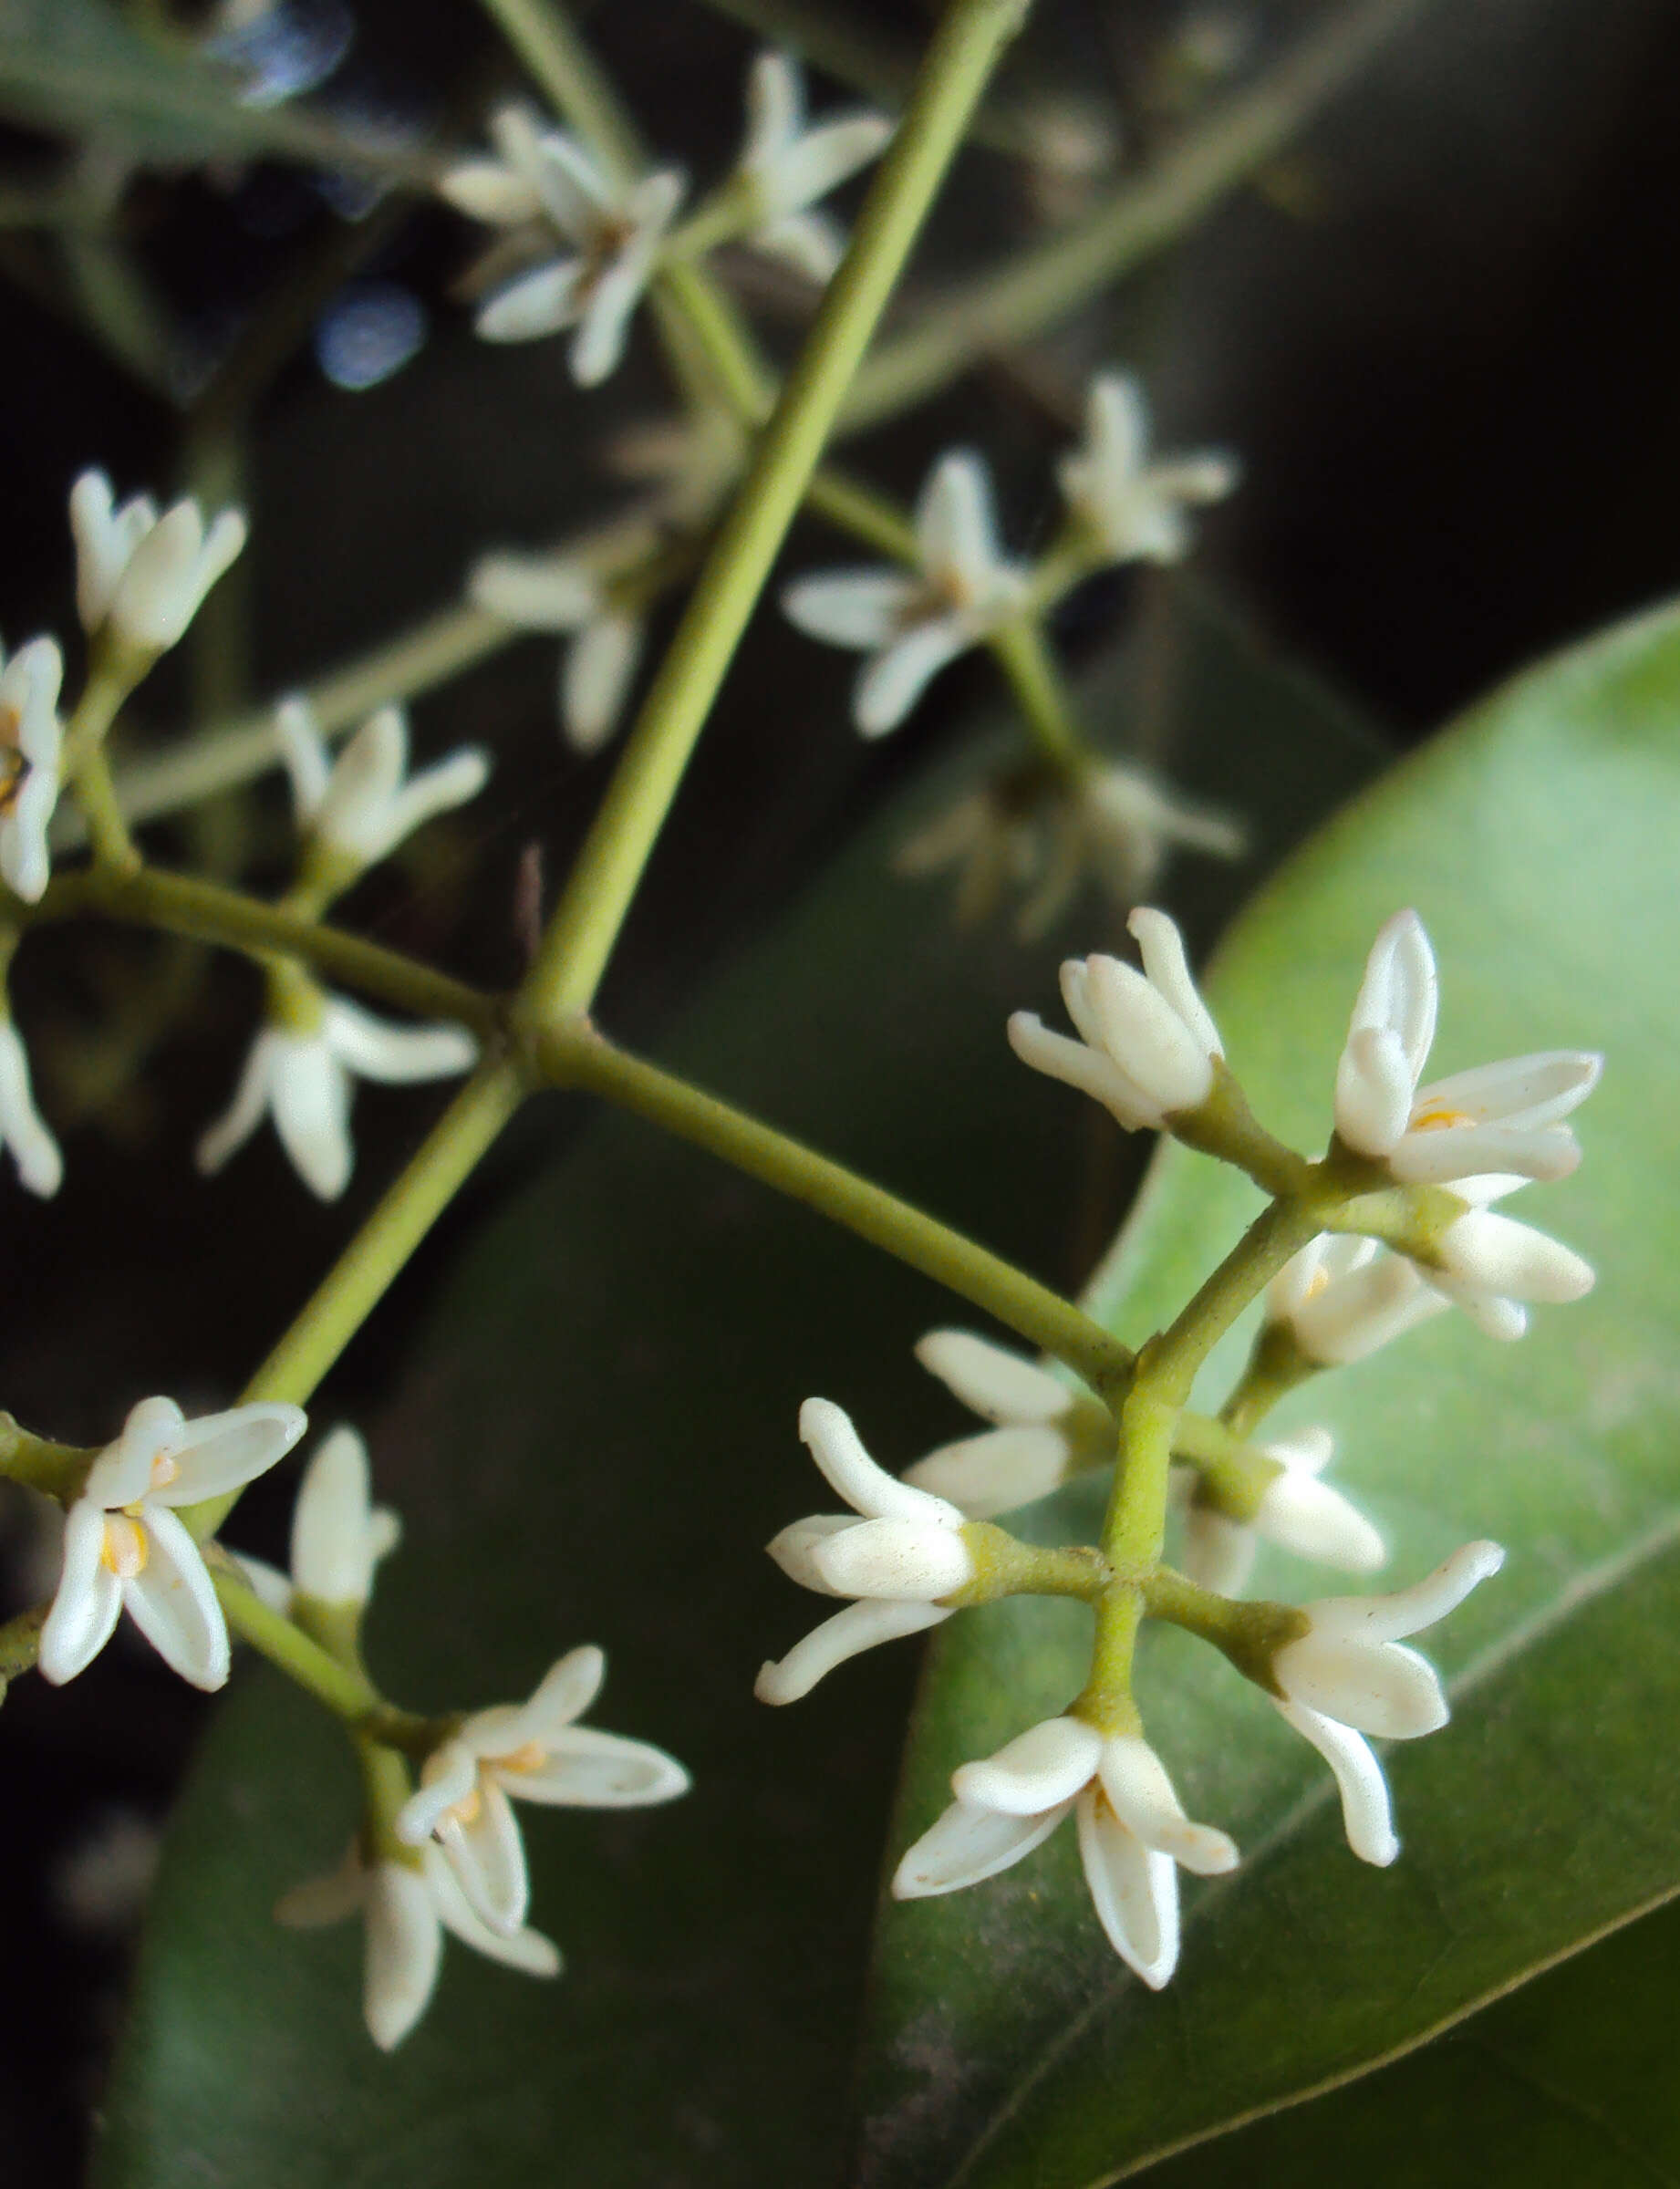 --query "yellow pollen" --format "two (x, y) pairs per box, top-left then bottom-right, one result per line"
(450, 1784), (483, 1828)
(150, 1452), (181, 1489)
(0, 706), (28, 817)
(100, 1514), (150, 1579)
(1410, 1104), (1473, 1133)
(497, 1740), (548, 1775)
(1302, 1268), (1331, 1301)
